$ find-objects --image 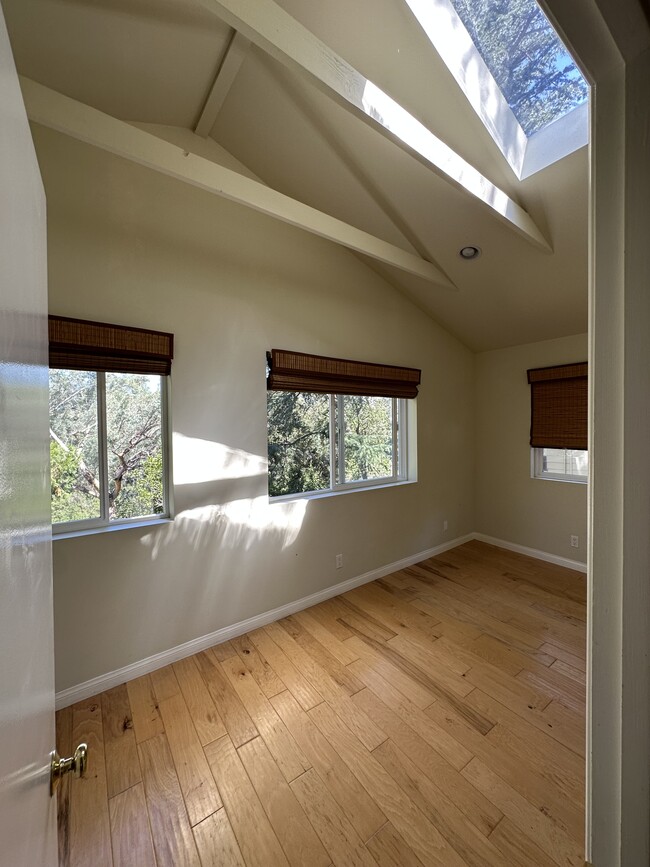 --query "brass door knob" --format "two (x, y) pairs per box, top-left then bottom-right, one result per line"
(50, 743), (88, 796)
